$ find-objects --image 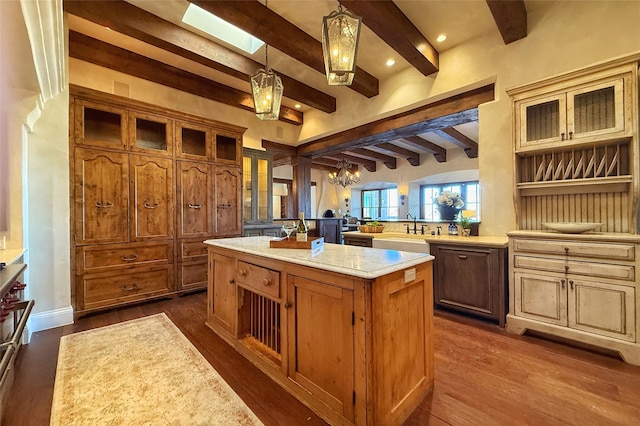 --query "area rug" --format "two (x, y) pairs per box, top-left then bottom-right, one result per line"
(50, 313), (263, 425)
